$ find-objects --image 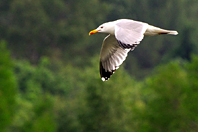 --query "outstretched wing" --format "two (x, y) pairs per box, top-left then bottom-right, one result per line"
(100, 35), (130, 81)
(115, 19), (148, 50)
